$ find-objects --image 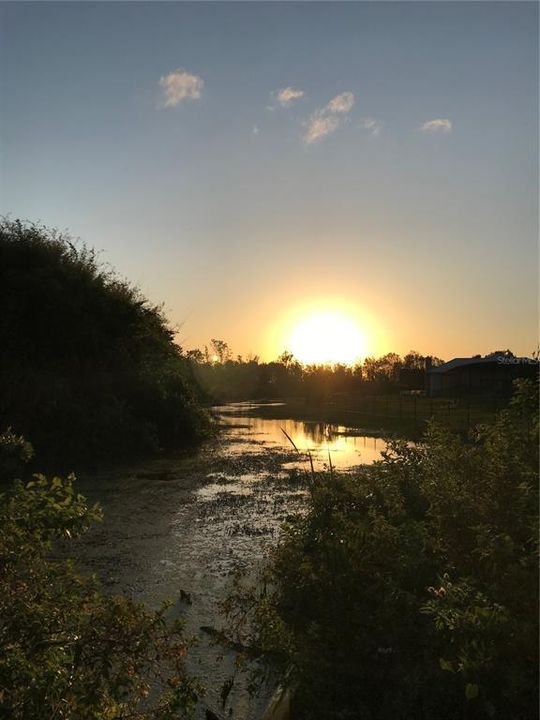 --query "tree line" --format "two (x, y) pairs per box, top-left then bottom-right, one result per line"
(186, 340), (445, 402)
